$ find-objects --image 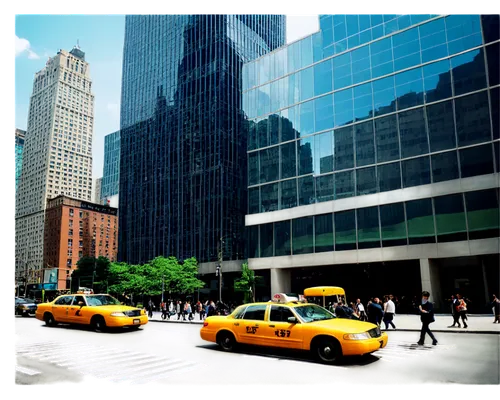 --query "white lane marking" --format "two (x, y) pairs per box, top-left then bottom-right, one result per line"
(68, 354), (158, 373)
(92, 357), (182, 381)
(40, 349), (123, 364)
(19, 344), (92, 358)
(77, 355), (168, 375)
(113, 361), (198, 384)
(16, 365), (41, 376)
(279, 359), (349, 371)
(372, 349), (425, 357)
(57, 350), (144, 369)
(372, 351), (406, 360)
(243, 355), (278, 361)
(132, 364), (208, 385)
